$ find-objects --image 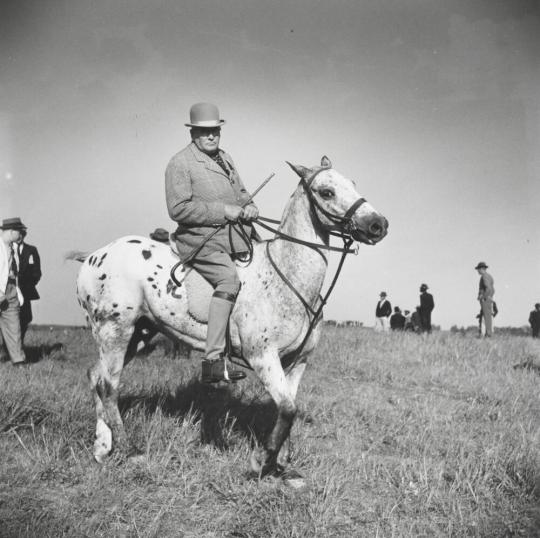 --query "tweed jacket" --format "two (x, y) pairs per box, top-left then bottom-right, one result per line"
(0, 240), (23, 305)
(17, 242), (41, 301)
(165, 142), (253, 259)
(478, 272), (495, 301)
